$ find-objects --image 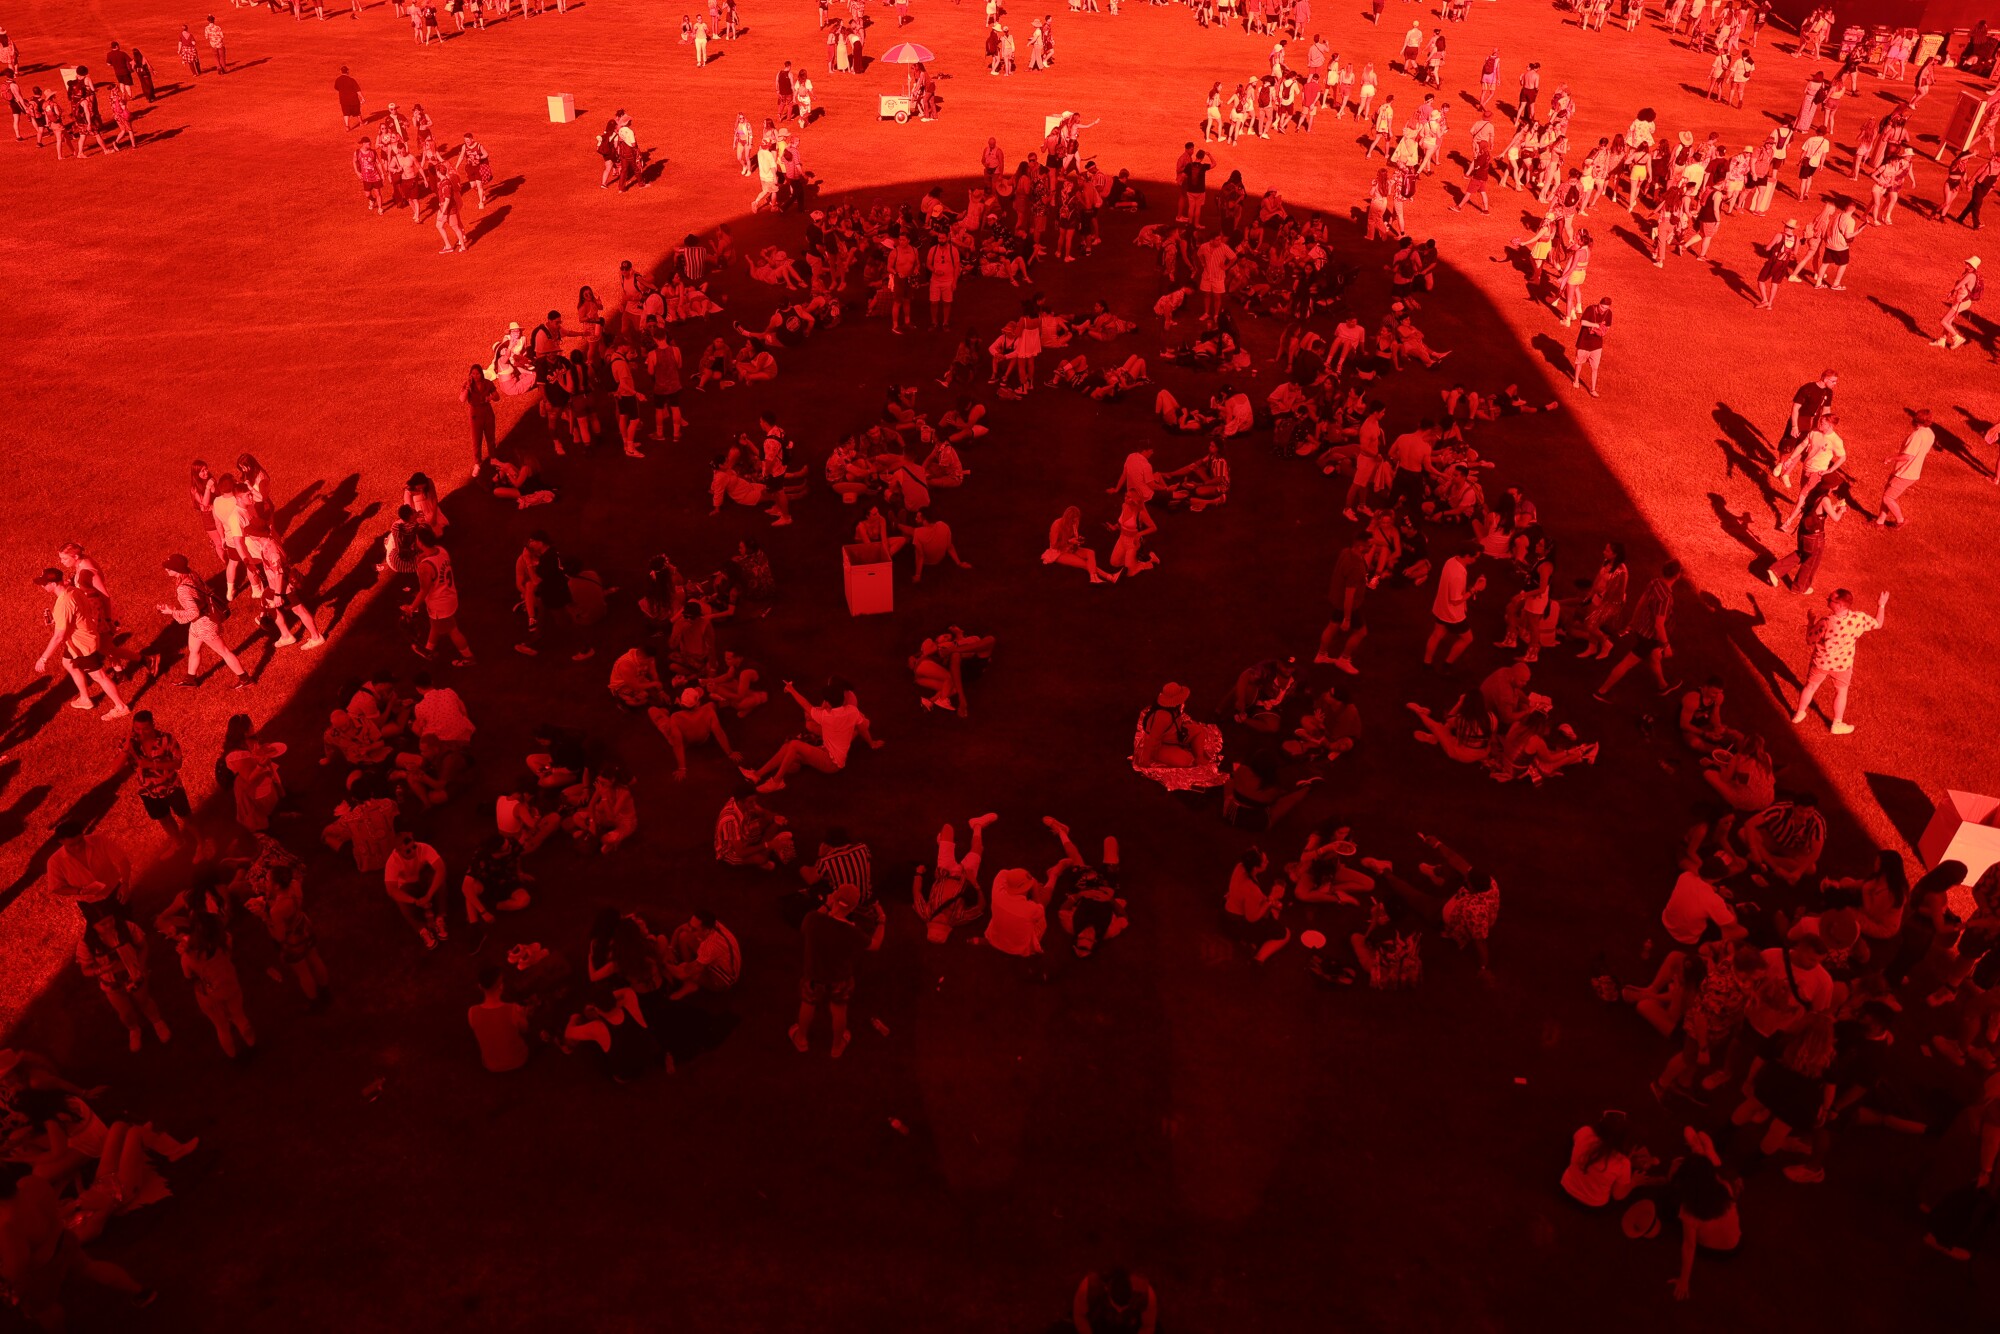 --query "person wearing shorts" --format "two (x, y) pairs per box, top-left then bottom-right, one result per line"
(1316, 534), (1372, 672)
(405, 529), (473, 667)
(1596, 561), (1683, 699)
(207, 474), (265, 602)
(1423, 543), (1484, 669)
(33, 569), (130, 718)
(886, 231), (920, 333)
(1572, 296), (1610, 396)
(791, 883), (864, 1057)
(926, 235), (961, 330)
(127, 711), (192, 837)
